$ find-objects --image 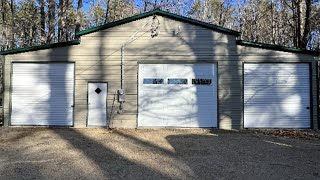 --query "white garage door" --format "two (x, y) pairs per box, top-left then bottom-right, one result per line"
(11, 63), (74, 126)
(138, 64), (217, 127)
(244, 63), (310, 128)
